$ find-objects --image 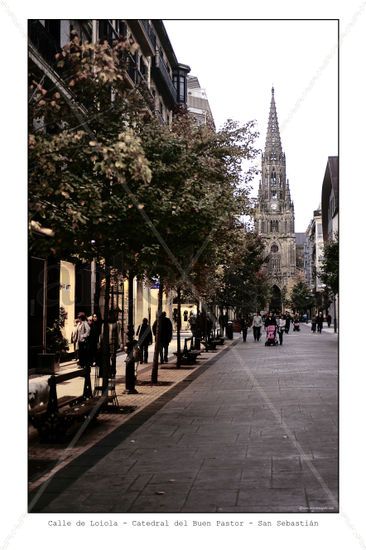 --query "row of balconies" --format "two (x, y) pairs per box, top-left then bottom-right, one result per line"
(29, 19), (189, 115)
